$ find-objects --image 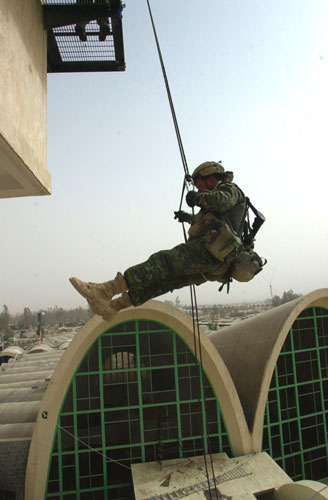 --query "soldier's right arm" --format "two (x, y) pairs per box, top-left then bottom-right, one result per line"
(195, 183), (245, 213)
